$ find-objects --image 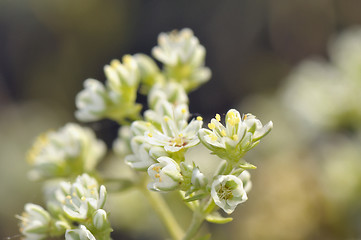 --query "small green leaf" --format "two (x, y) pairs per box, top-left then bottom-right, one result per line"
(239, 161), (257, 169)
(183, 192), (208, 202)
(205, 212), (233, 224)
